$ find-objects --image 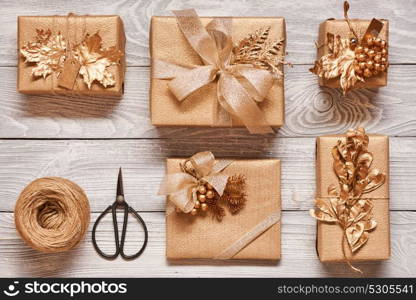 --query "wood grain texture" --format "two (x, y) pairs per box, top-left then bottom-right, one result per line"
(0, 0), (415, 279)
(1, 65), (416, 138)
(1, 0), (416, 66)
(0, 138), (415, 212)
(0, 211), (414, 277)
